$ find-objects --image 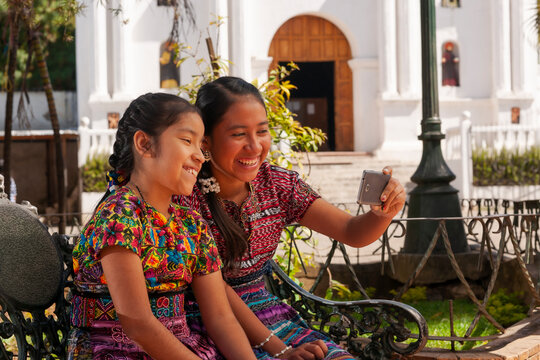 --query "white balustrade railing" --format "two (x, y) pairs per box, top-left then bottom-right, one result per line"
(444, 112), (540, 199)
(78, 117), (117, 166)
(470, 124), (540, 153)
